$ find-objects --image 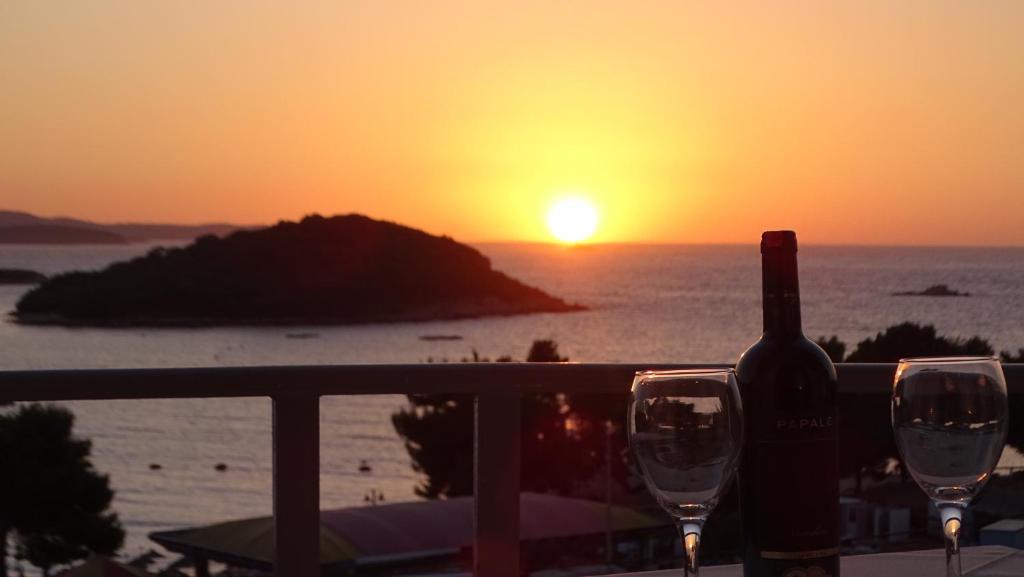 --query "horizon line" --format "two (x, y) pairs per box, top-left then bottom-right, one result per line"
(5, 209), (1022, 249)
(470, 240), (1024, 249)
